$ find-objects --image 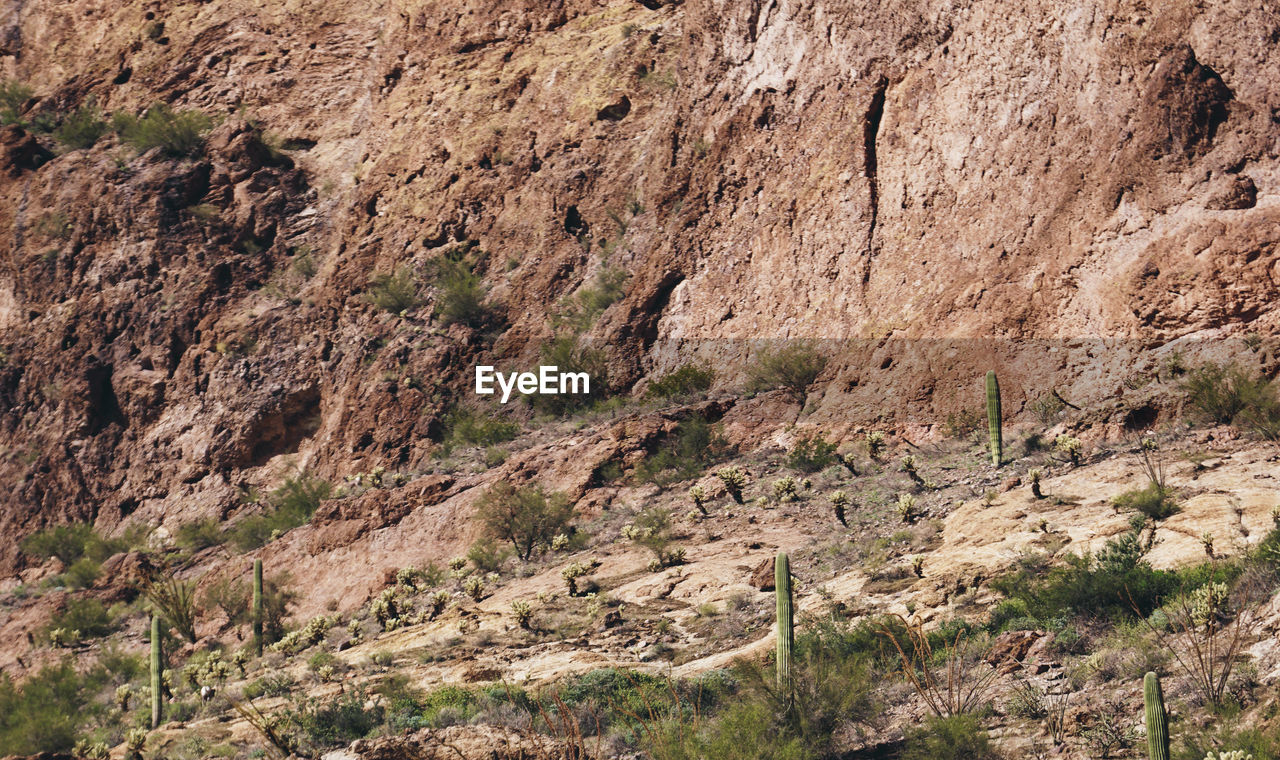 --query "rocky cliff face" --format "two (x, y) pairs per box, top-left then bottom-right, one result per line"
(1, 0), (1278, 581)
